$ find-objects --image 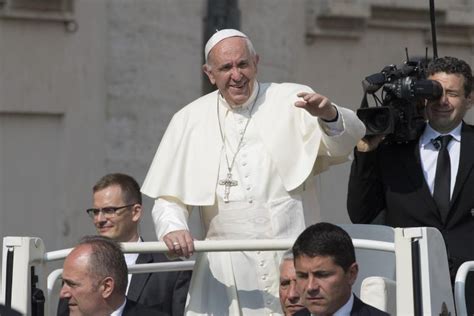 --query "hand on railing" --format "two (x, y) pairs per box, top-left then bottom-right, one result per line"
(163, 230), (195, 258)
